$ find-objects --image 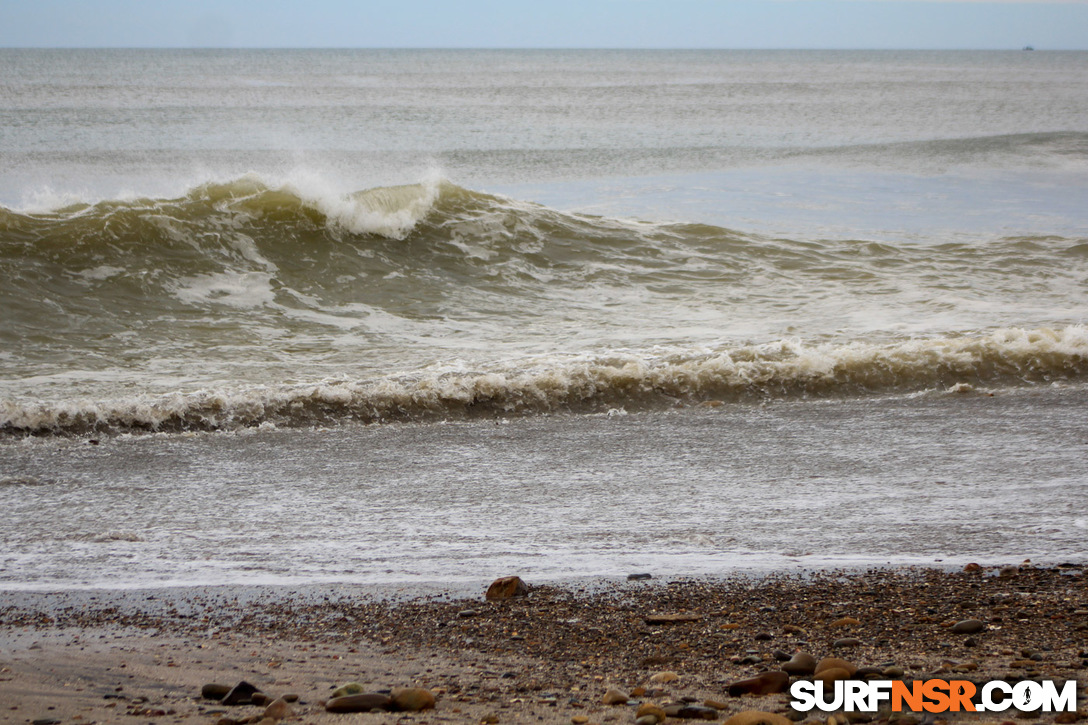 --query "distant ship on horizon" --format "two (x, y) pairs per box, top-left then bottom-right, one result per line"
(1023, 45), (1035, 51)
